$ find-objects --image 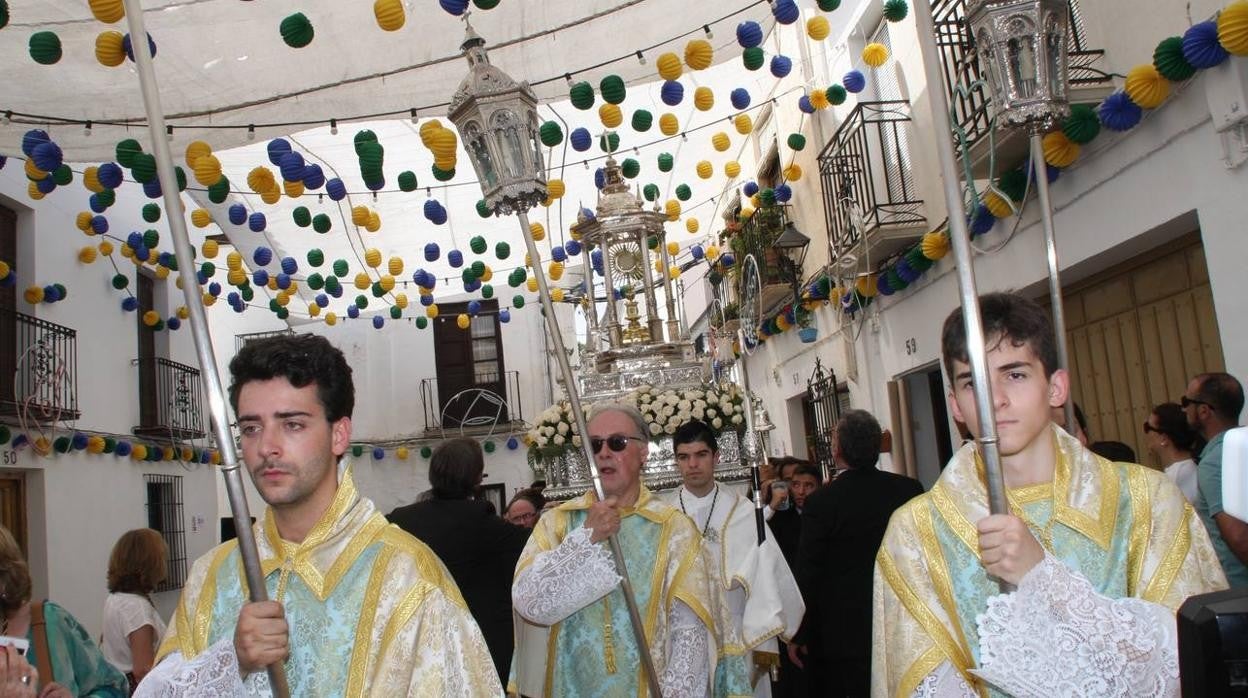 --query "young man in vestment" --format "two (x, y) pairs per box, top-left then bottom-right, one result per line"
(663, 420), (805, 697)
(509, 403), (750, 697)
(137, 334), (502, 696)
(872, 292), (1228, 697)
